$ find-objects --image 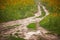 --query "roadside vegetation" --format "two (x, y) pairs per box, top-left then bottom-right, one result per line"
(39, 0), (60, 35)
(0, 0), (37, 23)
(40, 0), (60, 14)
(38, 5), (46, 18)
(40, 14), (60, 35)
(27, 23), (36, 30)
(0, 35), (25, 40)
